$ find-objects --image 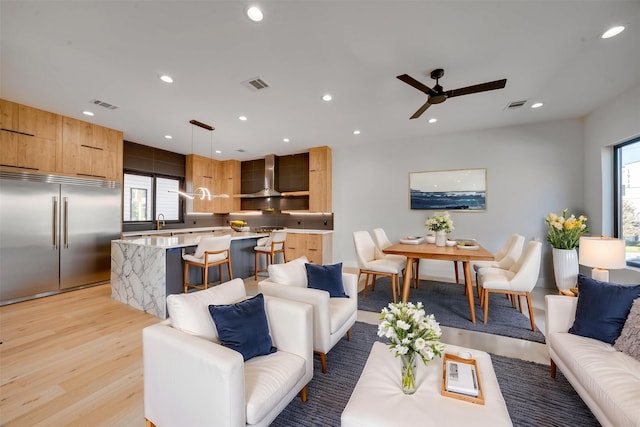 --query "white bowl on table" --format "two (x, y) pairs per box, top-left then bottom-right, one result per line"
(425, 235), (436, 244)
(446, 240), (457, 247)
